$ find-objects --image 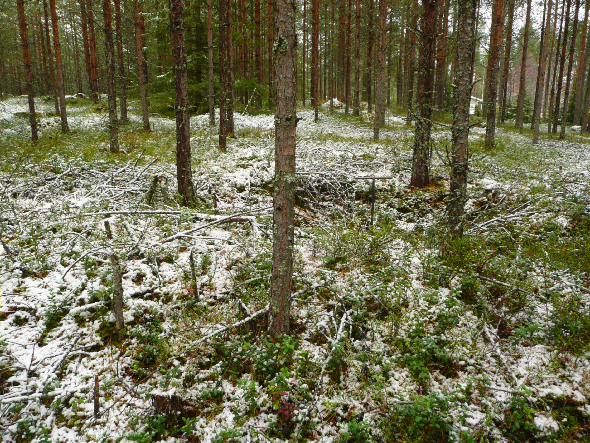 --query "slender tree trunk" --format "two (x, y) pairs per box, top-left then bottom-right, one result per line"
(312, 0), (320, 120)
(574, 0), (590, 126)
(219, 0), (229, 148)
(410, 0), (438, 188)
(543, 4), (559, 124)
(70, 12), (83, 94)
(344, 0), (352, 113)
(42, 0), (59, 114)
(269, 0), (297, 337)
(49, 0), (69, 132)
(499, 0), (515, 124)
(447, 0), (477, 239)
(255, 0), (261, 106)
(366, 0), (374, 112)
(86, 0), (100, 101)
(268, 0), (274, 106)
(79, 0), (92, 95)
(170, 0), (194, 206)
(547, 2), (563, 132)
(434, 0), (449, 112)
(134, 0), (150, 131)
(406, 0), (418, 122)
(533, 0), (552, 144)
(352, 0), (361, 116)
(103, 0), (119, 152)
(373, 0), (388, 140)
(484, 0), (505, 148)
(552, 0), (571, 134)
(397, 24), (405, 107)
(559, 0), (580, 138)
(330, 0), (334, 110)
(207, 0), (215, 125)
(227, 0), (234, 134)
(113, 0), (127, 122)
(37, 12), (48, 95)
(515, 0), (531, 130)
(302, 0), (306, 106)
(17, 0), (38, 141)
(338, 0), (346, 100)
